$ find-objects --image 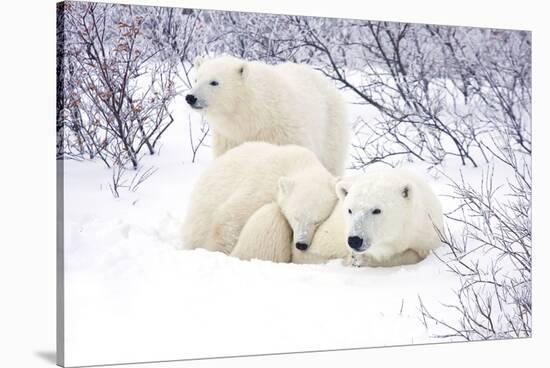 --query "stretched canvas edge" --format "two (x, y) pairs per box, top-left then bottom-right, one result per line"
(56, 1), (66, 367)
